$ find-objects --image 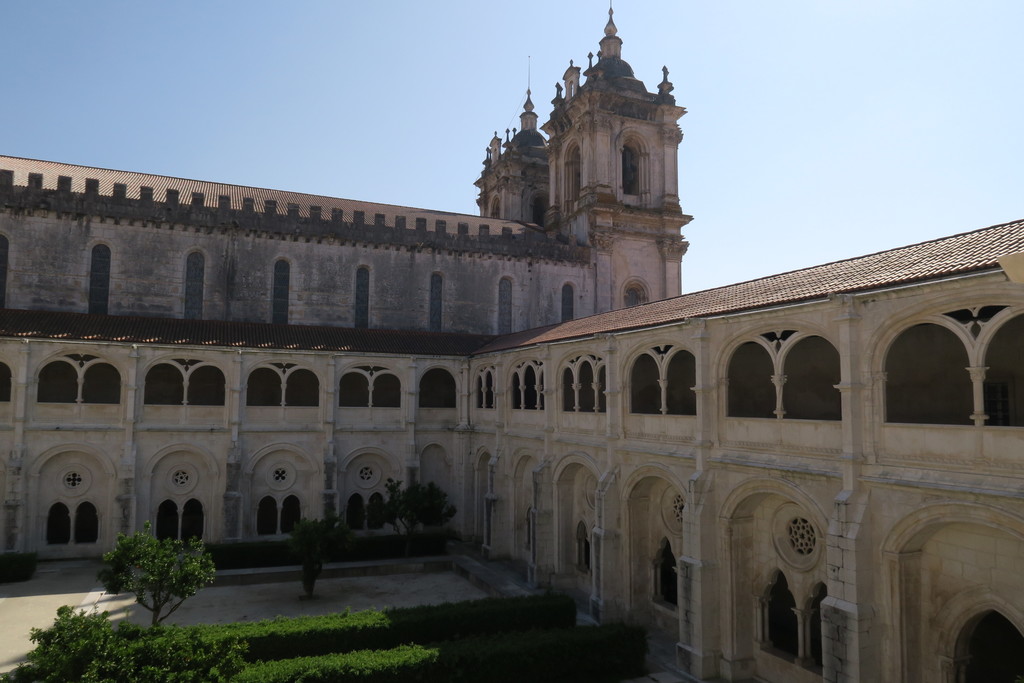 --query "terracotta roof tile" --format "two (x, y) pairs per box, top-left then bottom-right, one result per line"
(0, 309), (493, 356)
(474, 219), (1024, 354)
